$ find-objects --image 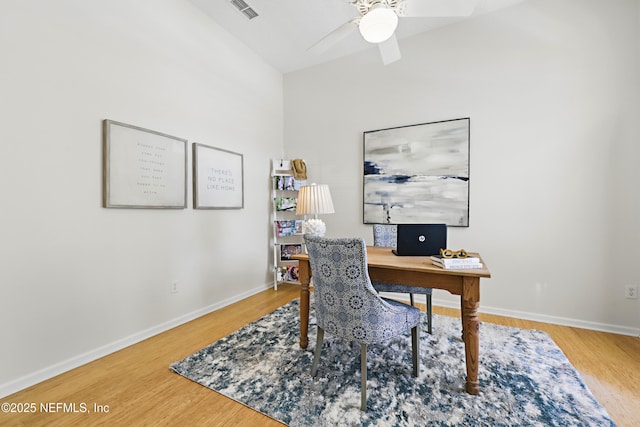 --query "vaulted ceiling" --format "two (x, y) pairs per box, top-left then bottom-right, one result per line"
(189, 0), (526, 73)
